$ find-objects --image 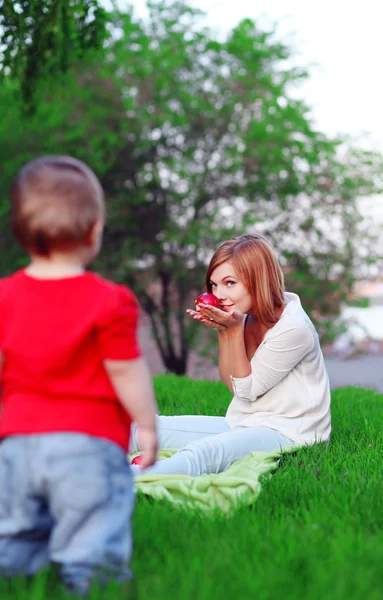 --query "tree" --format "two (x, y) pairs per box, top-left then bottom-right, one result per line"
(0, 49), (127, 274)
(0, 0), (381, 374)
(95, 1), (382, 372)
(0, 0), (107, 110)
